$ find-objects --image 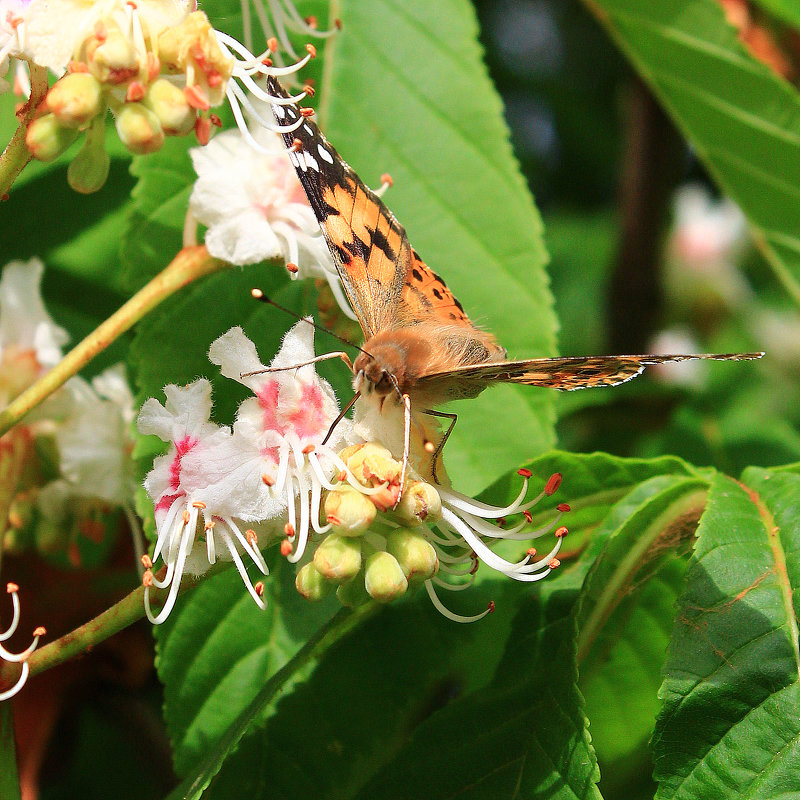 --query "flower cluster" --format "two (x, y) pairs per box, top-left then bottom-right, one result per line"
(138, 322), (570, 624)
(6, 0), (323, 192)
